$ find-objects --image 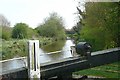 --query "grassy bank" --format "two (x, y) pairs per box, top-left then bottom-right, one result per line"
(1, 39), (27, 60)
(1, 37), (53, 60)
(74, 61), (120, 78)
(1, 38), (119, 78)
